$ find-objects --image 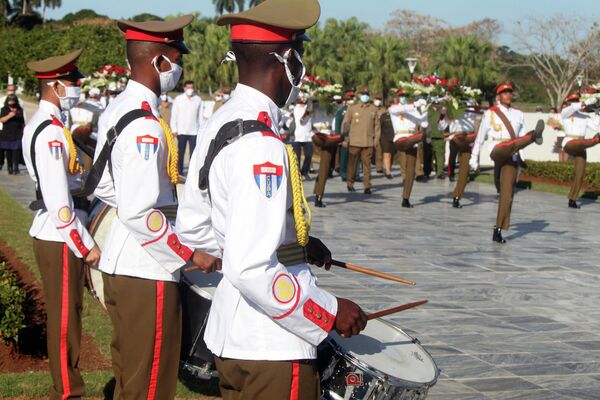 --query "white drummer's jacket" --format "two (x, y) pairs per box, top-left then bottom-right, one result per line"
(388, 103), (428, 143)
(560, 102), (600, 147)
(94, 80), (192, 282)
(471, 104), (525, 163)
(177, 84), (338, 361)
(22, 100), (94, 258)
(447, 111), (479, 139)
